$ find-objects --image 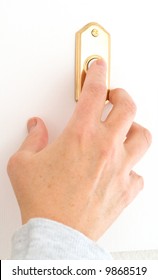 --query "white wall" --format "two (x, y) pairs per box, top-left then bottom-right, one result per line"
(0, 0), (158, 259)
